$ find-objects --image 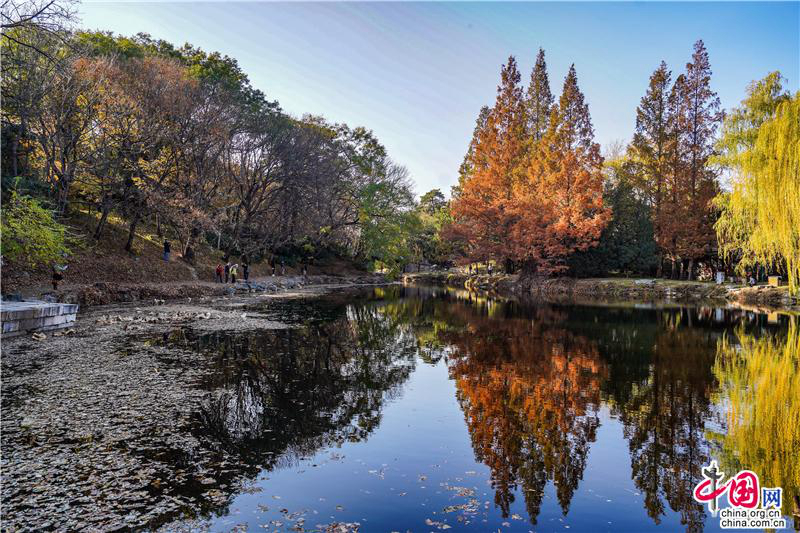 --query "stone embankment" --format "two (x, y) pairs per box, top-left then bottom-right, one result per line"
(1, 300), (79, 337)
(404, 271), (799, 311)
(40, 274), (387, 309)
